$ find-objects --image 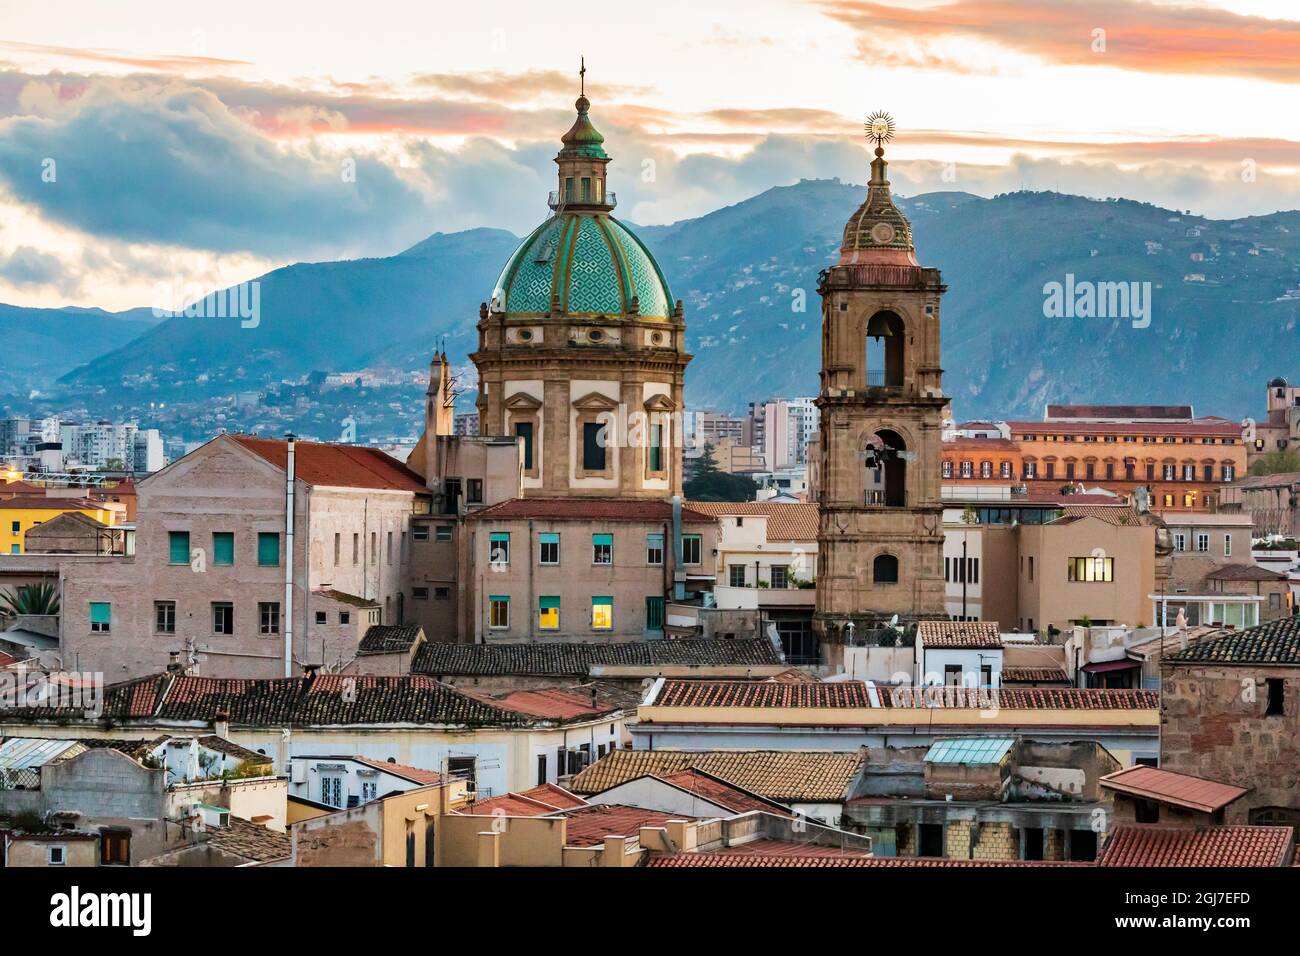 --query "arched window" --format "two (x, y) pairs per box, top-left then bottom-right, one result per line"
(873, 554), (899, 584)
(865, 311), (904, 388)
(865, 430), (907, 507)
